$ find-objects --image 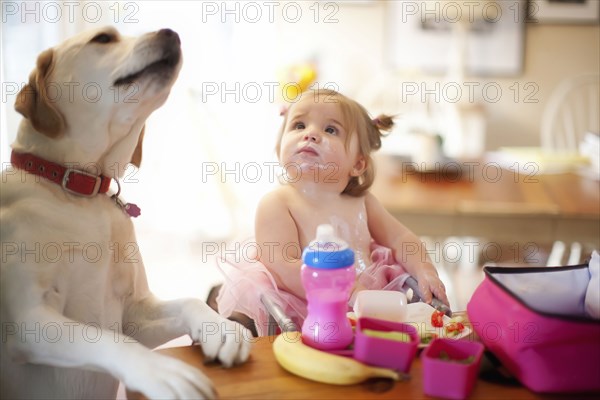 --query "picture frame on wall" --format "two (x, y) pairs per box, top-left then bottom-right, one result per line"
(528, 0), (600, 24)
(386, 0), (526, 76)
